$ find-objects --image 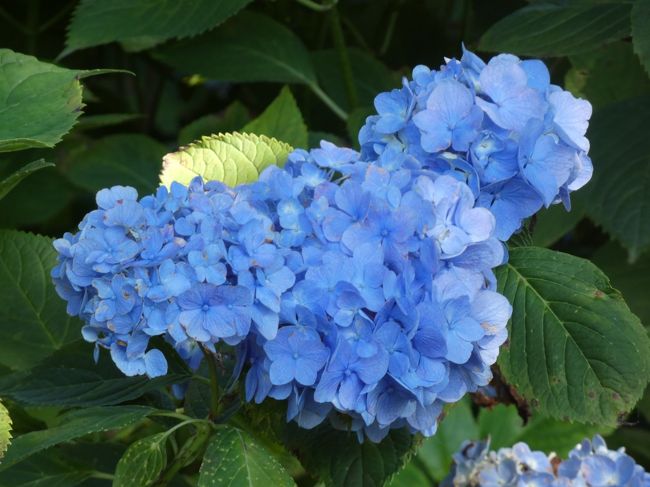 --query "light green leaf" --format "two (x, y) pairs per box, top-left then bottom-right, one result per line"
(179, 102), (250, 146)
(480, 3), (631, 57)
(160, 132), (292, 188)
(565, 42), (650, 110)
(585, 96), (650, 259)
(290, 424), (417, 487)
(0, 400), (11, 461)
(312, 48), (398, 111)
(0, 340), (188, 407)
(243, 87), (308, 149)
(0, 49), (123, 152)
(113, 433), (167, 487)
(0, 406), (154, 471)
(632, 0), (650, 75)
(496, 247), (650, 425)
(66, 134), (166, 195)
(593, 242), (650, 327)
(198, 426), (295, 487)
(0, 230), (79, 370)
(0, 159), (53, 201)
(65, 0), (253, 54)
(153, 12), (317, 86)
